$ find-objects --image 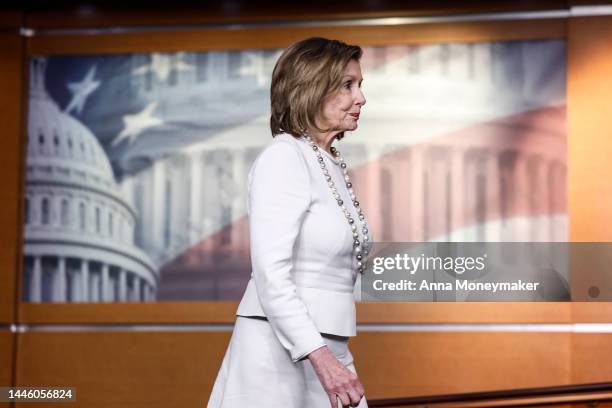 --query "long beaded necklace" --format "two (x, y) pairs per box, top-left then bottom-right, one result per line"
(302, 134), (371, 274)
